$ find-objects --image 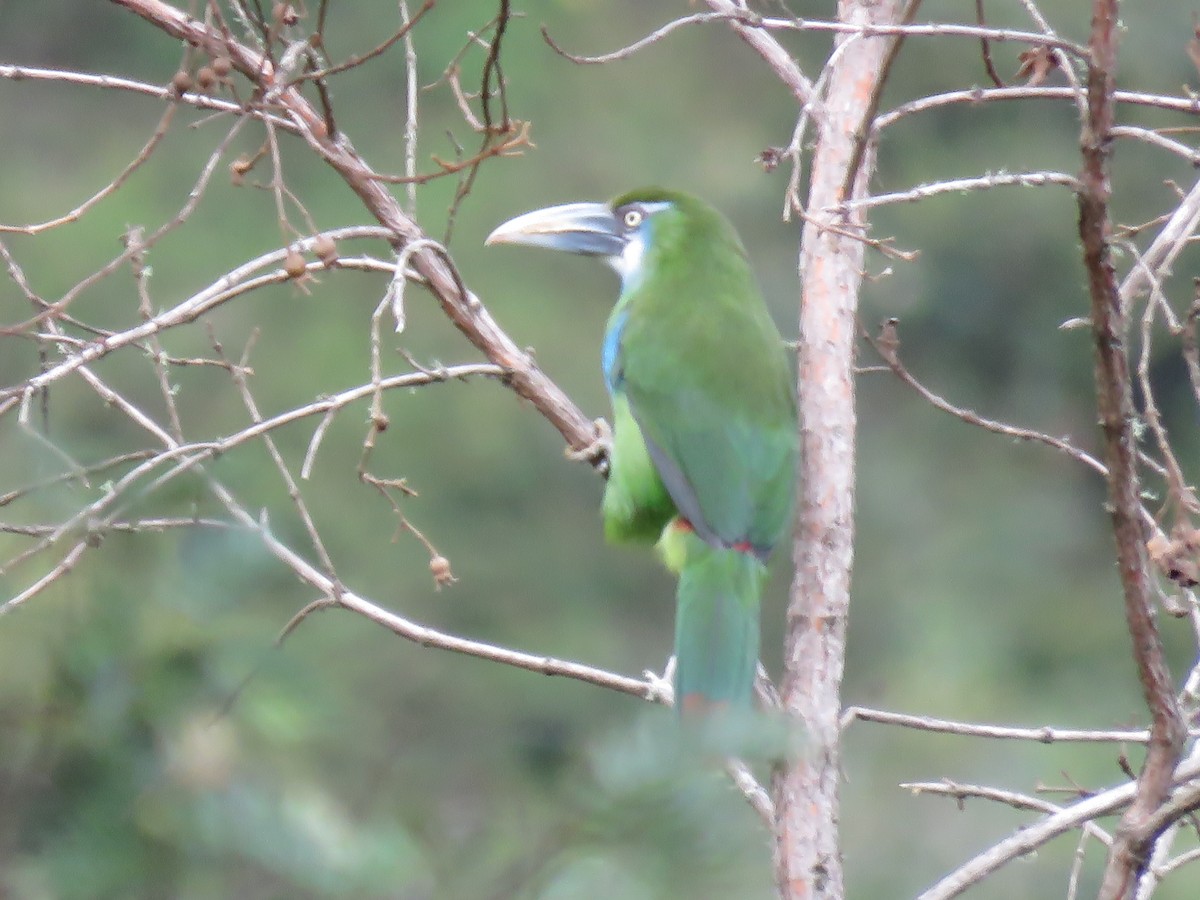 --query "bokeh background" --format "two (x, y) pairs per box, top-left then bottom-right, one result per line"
(2, 1), (1199, 897)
